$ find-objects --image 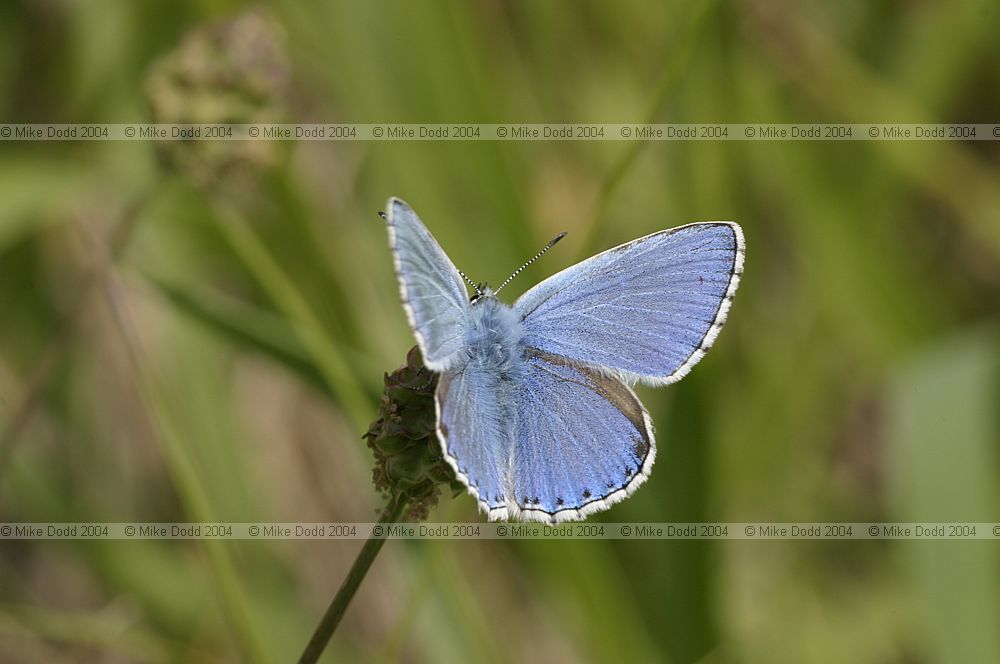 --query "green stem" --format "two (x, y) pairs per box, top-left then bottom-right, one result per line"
(298, 494), (409, 664)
